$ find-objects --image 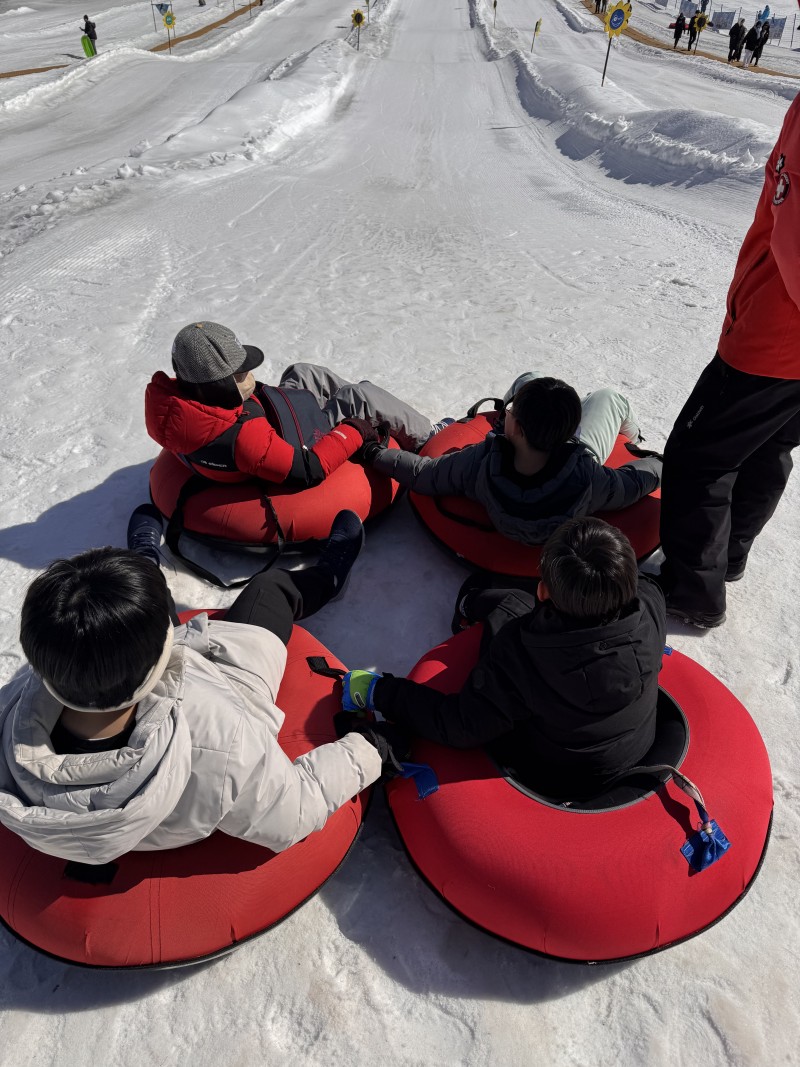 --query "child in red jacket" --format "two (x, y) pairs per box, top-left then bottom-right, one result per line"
(145, 321), (441, 489)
